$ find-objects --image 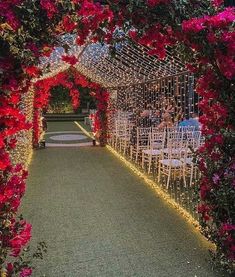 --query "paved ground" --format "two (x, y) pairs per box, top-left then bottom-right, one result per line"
(22, 121), (225, 276)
